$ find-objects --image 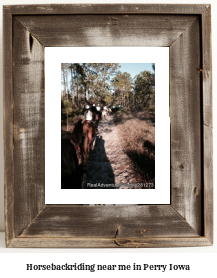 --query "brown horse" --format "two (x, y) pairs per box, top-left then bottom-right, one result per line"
(61, 119), (84, 189)
(81, 120), (96, 165)
(61, 118), (96, 189)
